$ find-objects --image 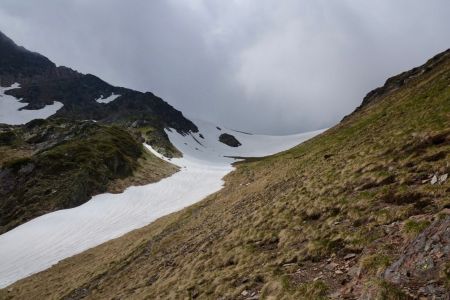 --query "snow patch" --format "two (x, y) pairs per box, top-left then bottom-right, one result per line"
(167, 118), (325, 164)
(95, 93), (120, 104)
(0, 118), (324, 288)
(0, 83), (63, 125)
